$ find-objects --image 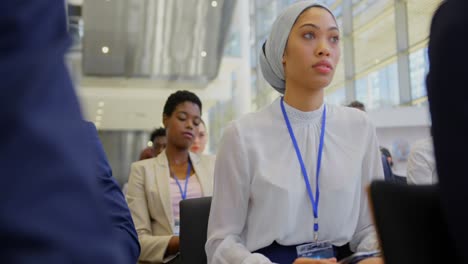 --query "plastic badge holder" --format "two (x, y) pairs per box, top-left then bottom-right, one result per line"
(296, 241), (335, 259)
